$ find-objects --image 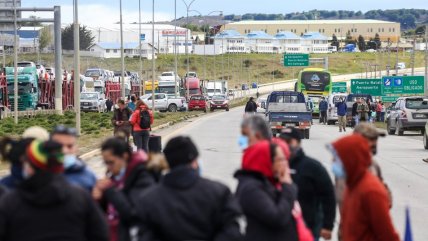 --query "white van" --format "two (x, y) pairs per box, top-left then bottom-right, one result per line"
(327, 93), (348, 125)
